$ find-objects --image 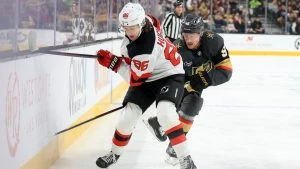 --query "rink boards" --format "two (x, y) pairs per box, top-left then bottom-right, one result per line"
(0, 34), (299, 169)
